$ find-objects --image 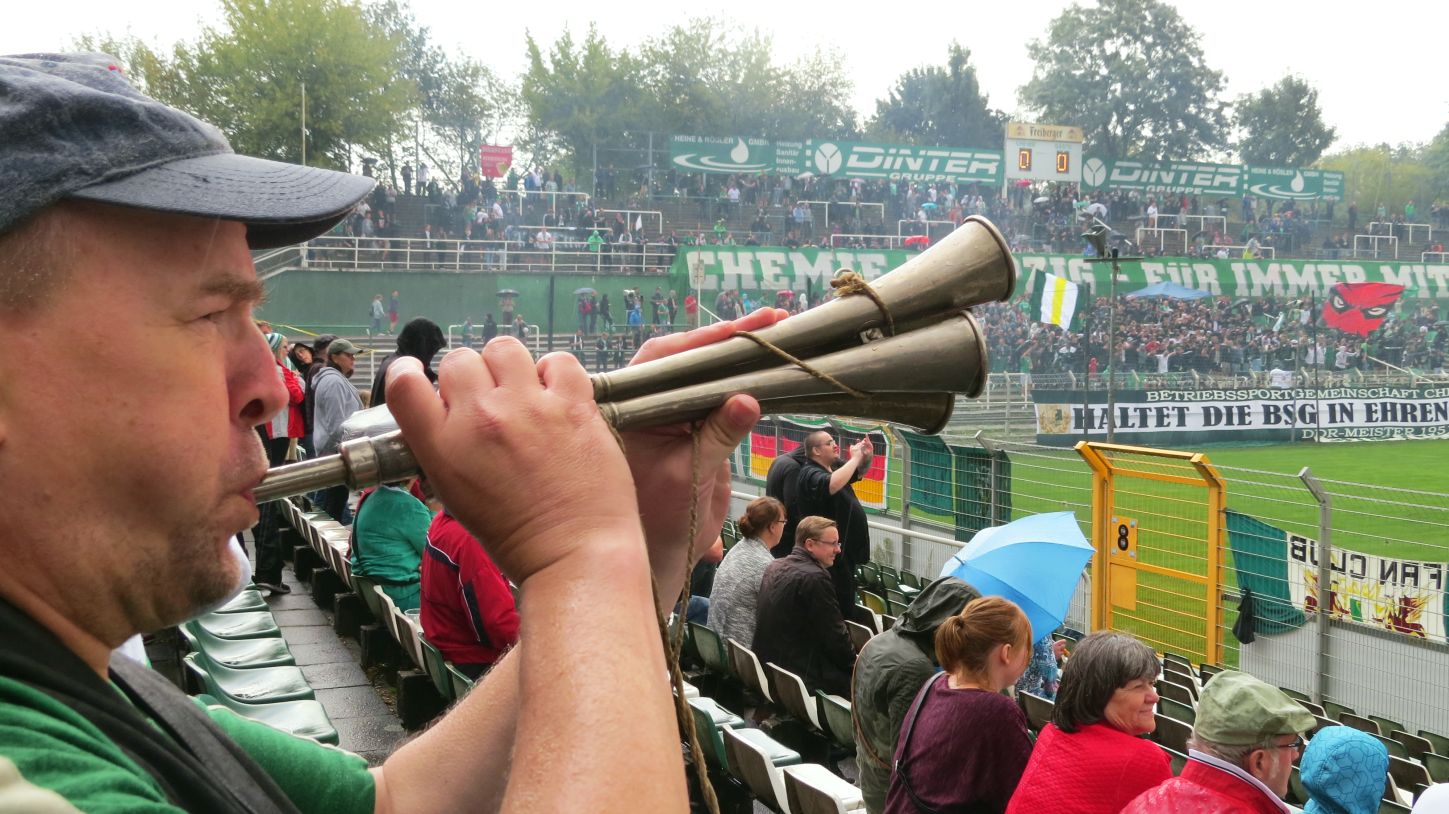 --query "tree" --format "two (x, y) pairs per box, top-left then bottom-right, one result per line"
(1319, 143), (1436, 220)
(1423, 123), (1449, 202)
(1234, 76), (1336, 167)
(1019, 0), (1229, 162)
(870, 43), (1005, 148)
(521, 25), (641, 178)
